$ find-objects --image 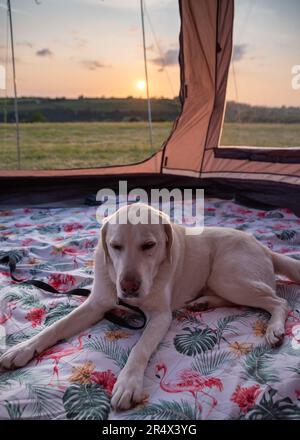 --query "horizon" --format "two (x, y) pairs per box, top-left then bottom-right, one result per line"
(0, 0), (299, 107)
(1, 96), (300, 111)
